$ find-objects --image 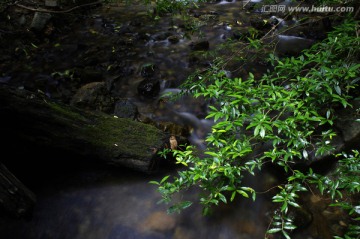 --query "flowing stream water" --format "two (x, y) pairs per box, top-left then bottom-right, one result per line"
(1, 164), (274, 239)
